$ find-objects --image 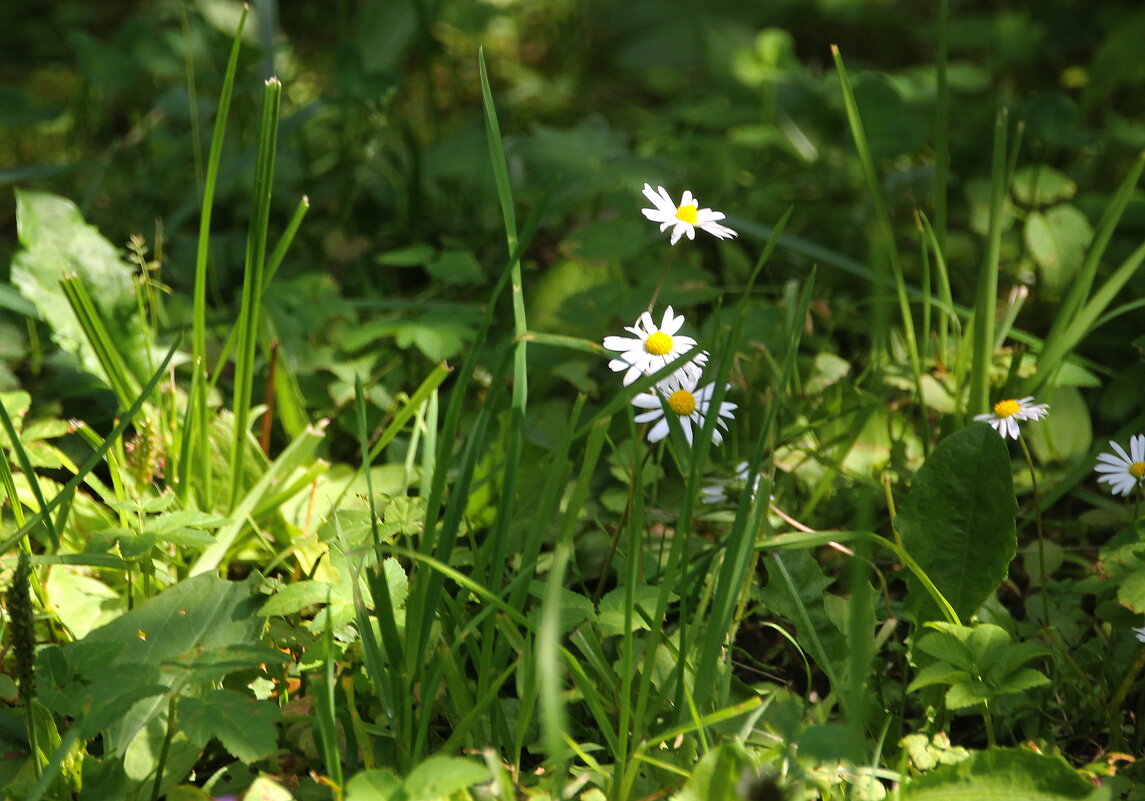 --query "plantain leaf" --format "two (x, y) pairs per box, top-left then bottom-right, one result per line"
(896, 425), (1017, 623)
